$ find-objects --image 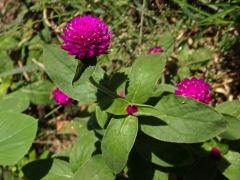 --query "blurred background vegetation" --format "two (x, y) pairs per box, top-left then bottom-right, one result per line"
(0, 0), (240, 178)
